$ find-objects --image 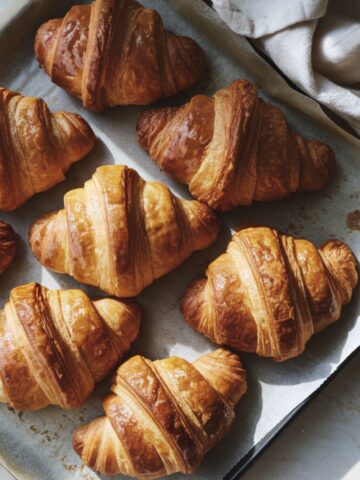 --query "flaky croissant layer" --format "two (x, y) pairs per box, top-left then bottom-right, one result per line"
(0, 86), (95, 211)
(181, 227), (357, 361)
(29, 165), (220, 298)
(137, 80), (336, 211)
(35, 0), (206, 111)
(73, 348), (247, 478)
(0, 283), (141, 410)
